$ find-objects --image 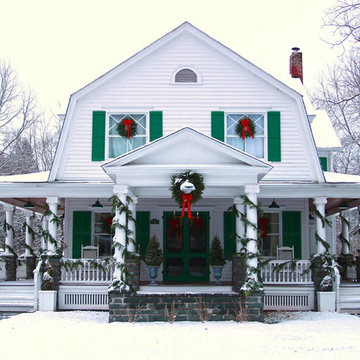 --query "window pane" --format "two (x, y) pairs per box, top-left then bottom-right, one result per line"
(166, 258), (183, 276)
(262, 235), (279, 257)
(227, 137), (245, 151)
(189, 257), (207, 277)
(128, 136), (146, 151)
(109, 137), (126, 158)
(245, 137), (264, 158)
